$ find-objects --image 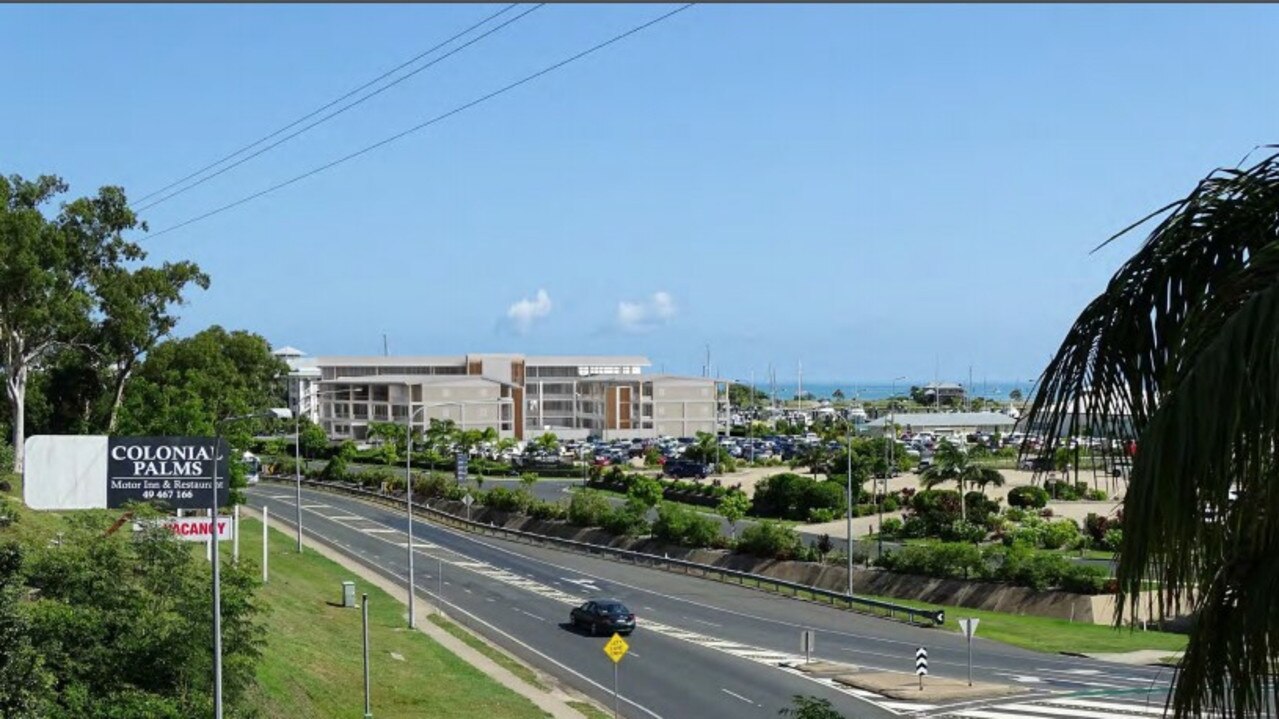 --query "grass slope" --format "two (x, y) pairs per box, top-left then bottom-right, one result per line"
(240, 517), (549, 719)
